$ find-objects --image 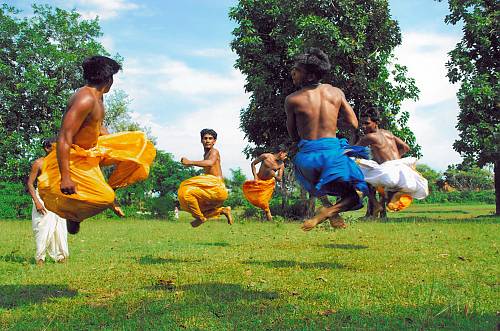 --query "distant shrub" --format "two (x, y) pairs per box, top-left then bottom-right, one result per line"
(416, 190), (495, 204)
(0, 182), (31, 219)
